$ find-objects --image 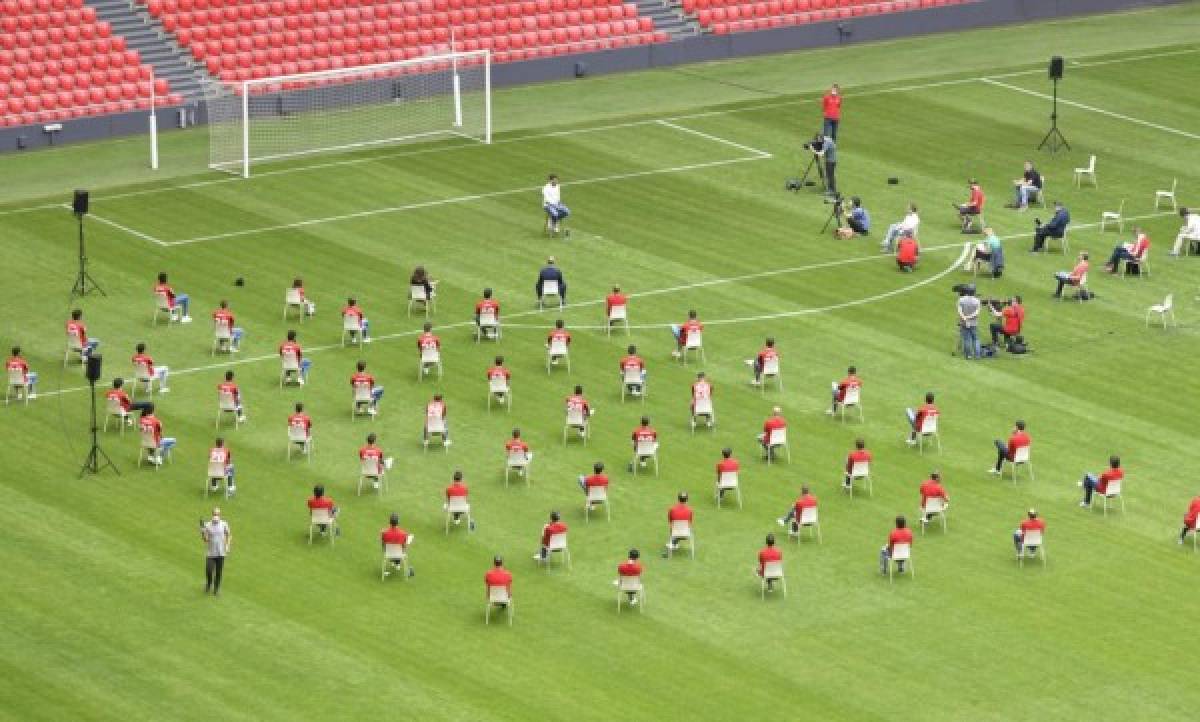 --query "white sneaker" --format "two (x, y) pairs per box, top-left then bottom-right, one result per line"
(238, 416), (247, 423)
(444, 439), (453, 447)
(159, 388), (170, 394)
(372, 481), (380, 490)
(180, 316), (193, 324)
(776, 518), (787, 528)
(364, 338), (372, 344)
(297, 378), (305, 386)
(367, 408), (377, 416)
(27, 393), (37, 400)
(629, 596), (638, 606)
(824, 409), (834, 415)
(987, 468), (1001, 474)
(1079, 502), (1090, 508)
(671, 350), (681, 359)
(905, 439), (917, 446)
(743, 359), (755, 366)
(533, 554), (543, 562)
(750, 379), (761, 387)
